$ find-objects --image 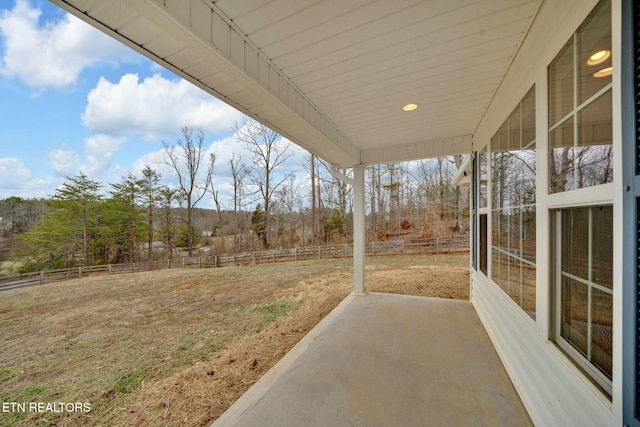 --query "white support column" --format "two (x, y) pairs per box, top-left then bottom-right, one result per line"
(353, 165), (365, 295)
